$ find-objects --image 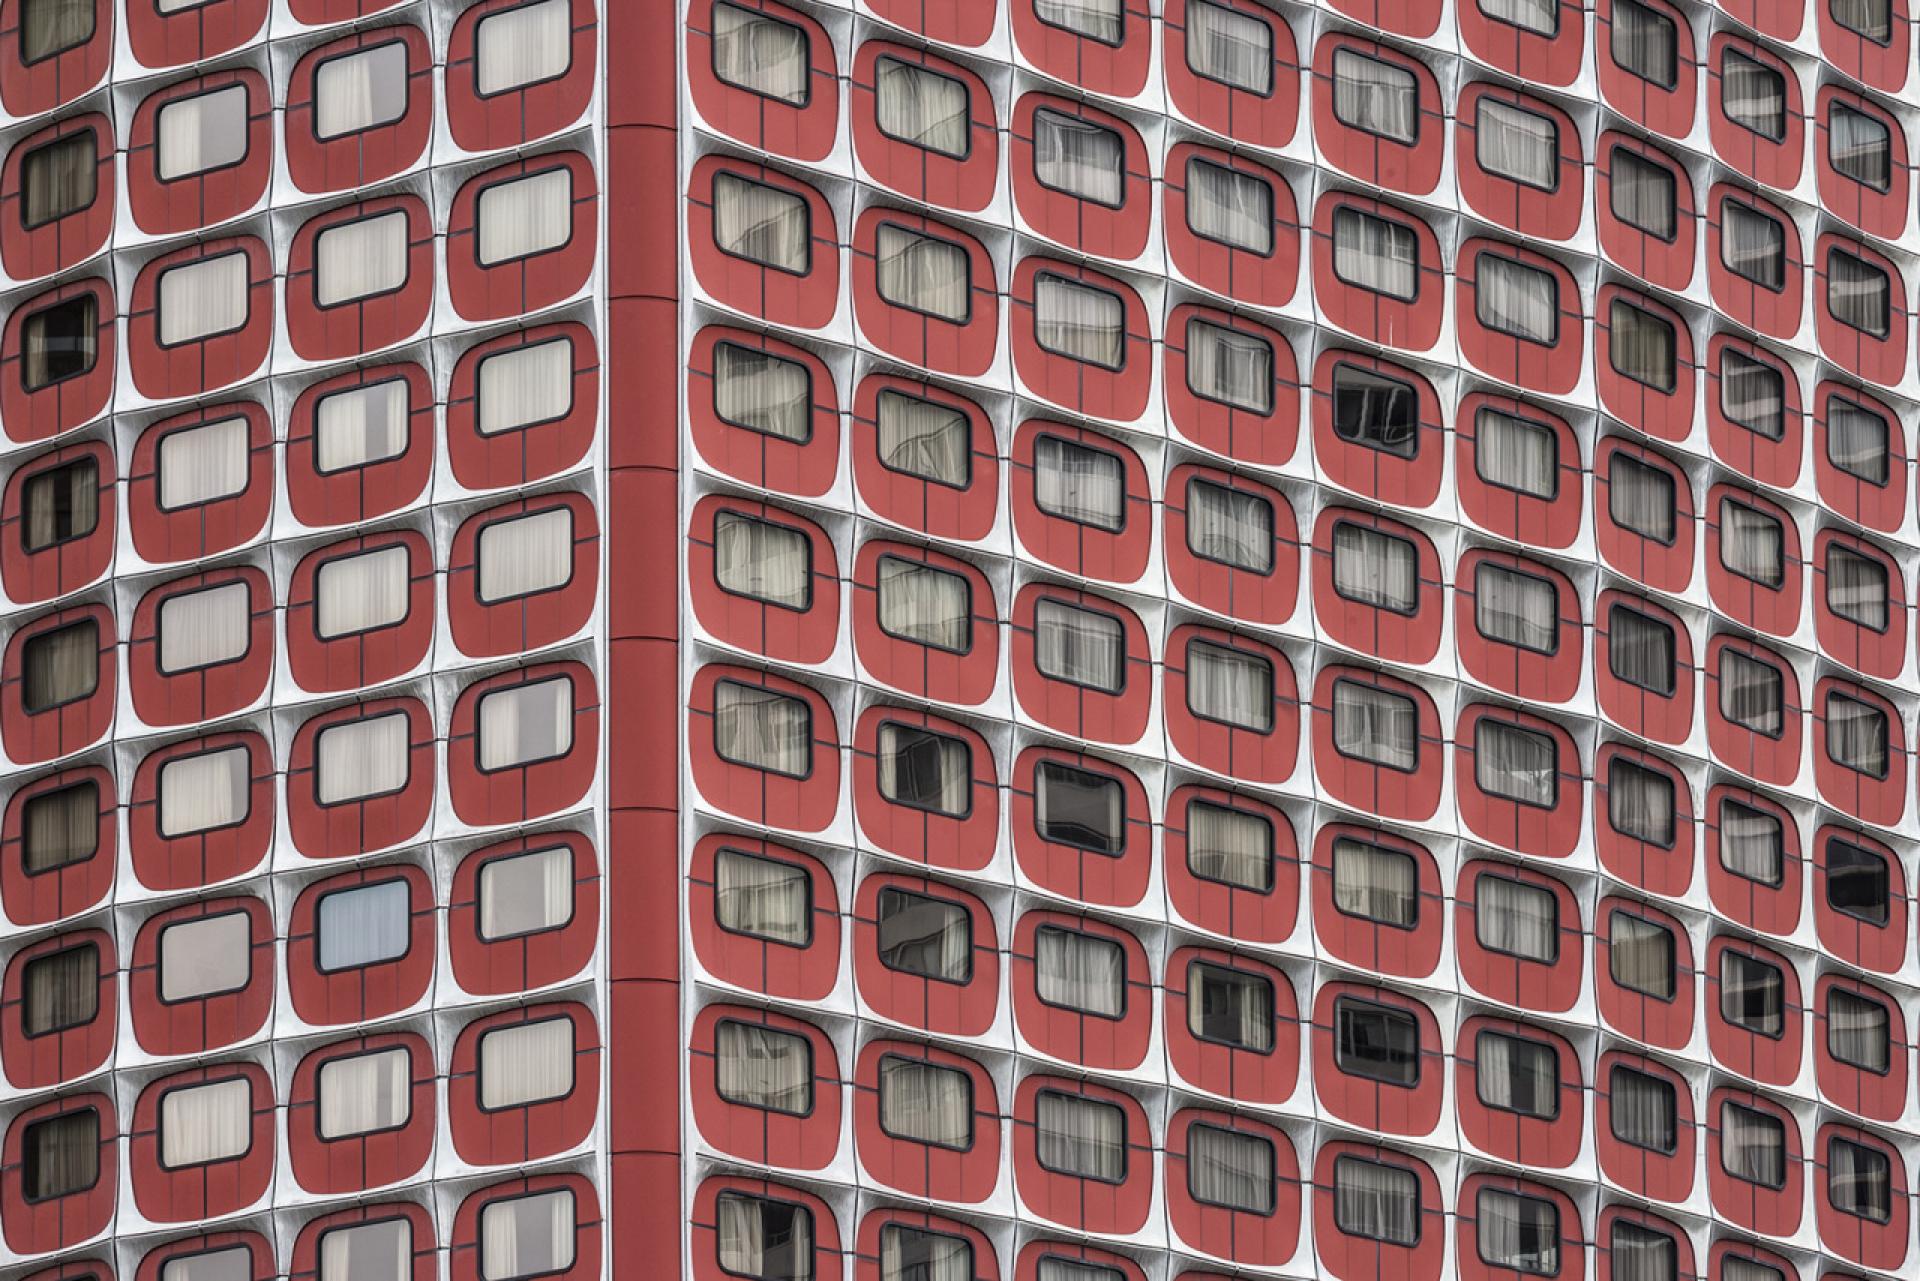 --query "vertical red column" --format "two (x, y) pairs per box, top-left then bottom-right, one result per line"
(604, 0), (684, 1274)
